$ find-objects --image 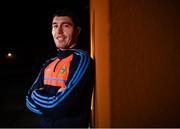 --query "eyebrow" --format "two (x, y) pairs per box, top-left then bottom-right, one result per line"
(52, 21), (73, 26)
